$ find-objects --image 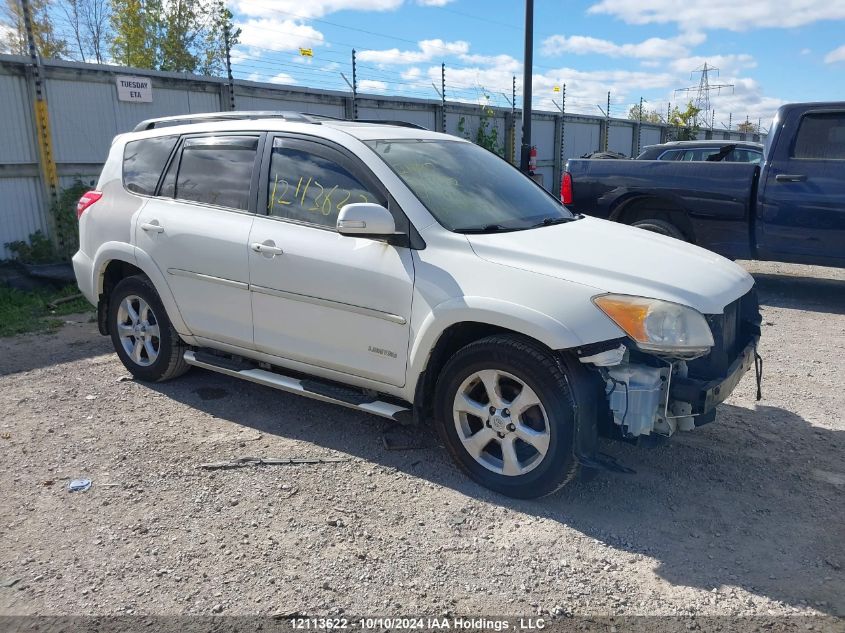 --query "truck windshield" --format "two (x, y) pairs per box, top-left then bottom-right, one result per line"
(366, 139), (575, 233)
